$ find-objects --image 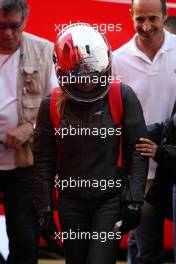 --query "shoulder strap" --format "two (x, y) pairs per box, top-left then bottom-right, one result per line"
(50, 87), (61, 129)
(108, 80), (123, 124)
(108, 81), (123, 168)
